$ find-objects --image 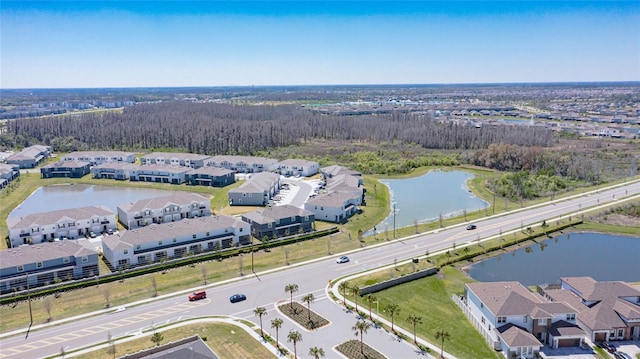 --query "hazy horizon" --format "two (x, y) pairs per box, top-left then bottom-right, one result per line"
(2, 1), (639, 89)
